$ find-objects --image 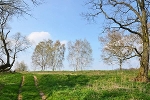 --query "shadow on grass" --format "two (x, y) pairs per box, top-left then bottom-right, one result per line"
(84, 88), (150, 100)
(38, 74), (90, 99)
(0, 83), (21, 100)
(0, 83), (4, 90)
